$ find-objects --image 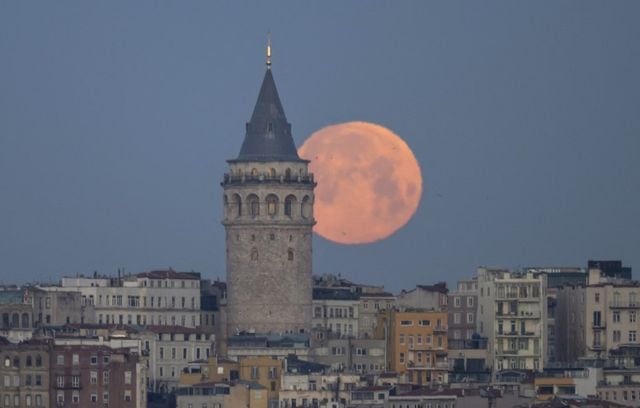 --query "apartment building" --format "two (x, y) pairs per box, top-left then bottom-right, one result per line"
(358, 292), (395, 339)
(0, 288), (34, 342)
(476, 267), (547, 376)
(396, 283), (448, 311)
(447, 278), (477, 342)
(376, 309), (449, 385)
(60, 270), (202, 328)
(556, 268), (640, 362)
(0, 338), (51, 408)
(50, 344), (145, 408)
(312, 288), (360, 339)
